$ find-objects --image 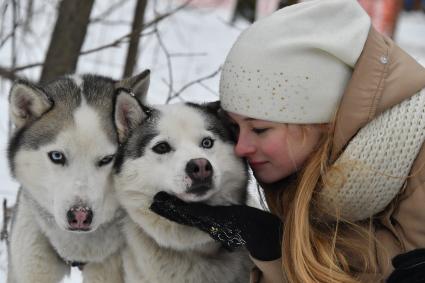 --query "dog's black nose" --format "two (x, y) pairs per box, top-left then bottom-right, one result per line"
(67, 206), (93, 231)
(185, 158), (213, 181)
